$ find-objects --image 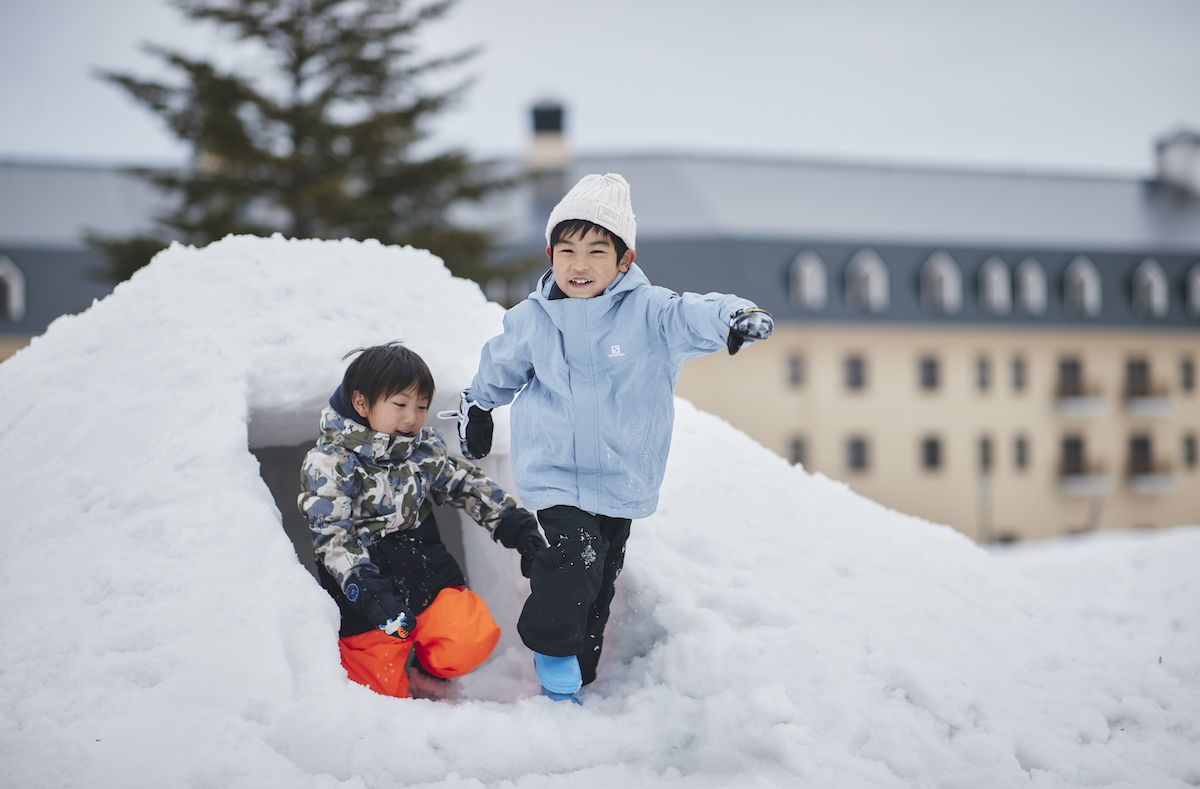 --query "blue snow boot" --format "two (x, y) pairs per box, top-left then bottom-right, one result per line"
(540, 687), (583, 704)
(533, 651), (582, 704)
